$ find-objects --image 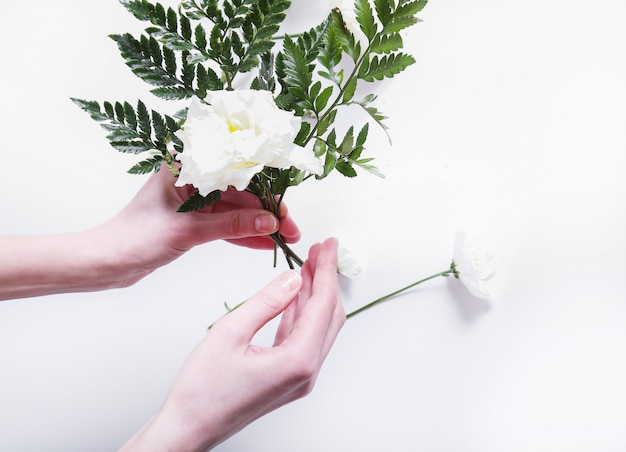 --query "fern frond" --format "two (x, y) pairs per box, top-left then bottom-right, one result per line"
(177, 190), (221, 212)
